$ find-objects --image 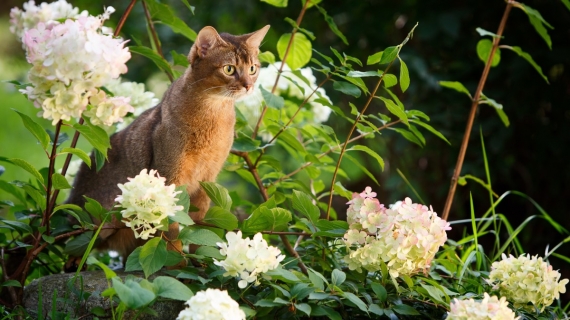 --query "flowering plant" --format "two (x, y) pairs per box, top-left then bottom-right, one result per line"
(447, 293), (520, 320)
(488, 254), (569, 311)
(177, 289), (245, 320)
(343, 189), (451, 277)
(115, 169), (184, 240)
